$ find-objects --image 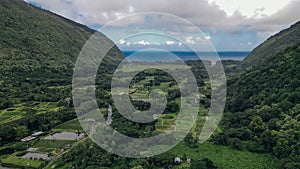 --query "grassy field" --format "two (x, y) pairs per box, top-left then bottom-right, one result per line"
(32, 139), (75, 149)
(169, 142), (279, 169)
(1, 152), (43, 169)
(156, 113), (177, 131)
(0, 107), (26, 124)
(42, 140), (278, 169)
(34, 102), (59, 114)
(48, 85), (71, 89)
(54, 119), (83, 131)
(0, 102), (59, 125)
